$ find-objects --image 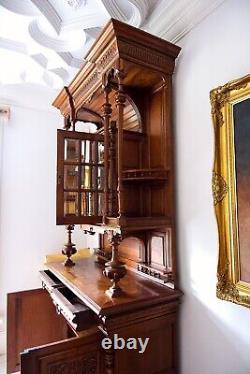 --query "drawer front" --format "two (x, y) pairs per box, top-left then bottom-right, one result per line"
(50, 287), (93, 331)
(39, 270), (64, 293)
